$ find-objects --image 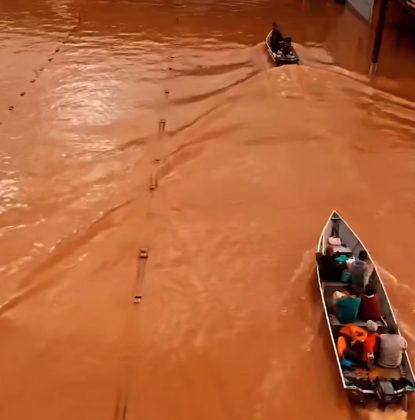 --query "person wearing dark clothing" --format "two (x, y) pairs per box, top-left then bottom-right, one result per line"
(270, 23), (283, 52)
(316, 245), (347, 282)
(360, 284), (382, 321)
(343, 340), (367, 368)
